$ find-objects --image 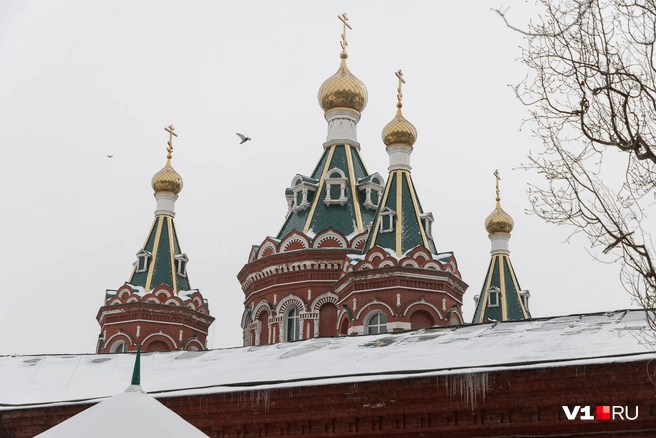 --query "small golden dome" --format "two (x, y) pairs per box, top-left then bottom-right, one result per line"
(318, 52), (368, 113)
(485, 201), (514, 234)
(151, 159), (183, 195)
(382, 104), (417, 147)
